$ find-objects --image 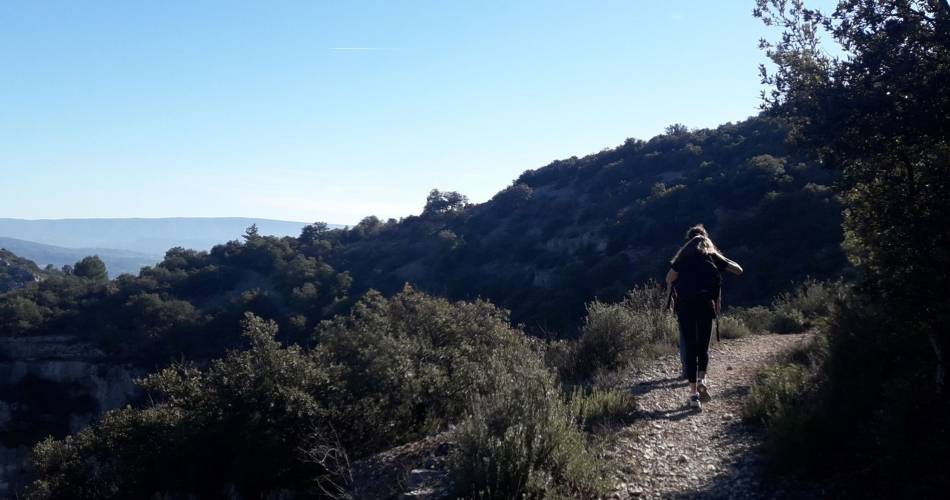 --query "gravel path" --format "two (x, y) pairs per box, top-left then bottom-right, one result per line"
(603, 333), (814, 499)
